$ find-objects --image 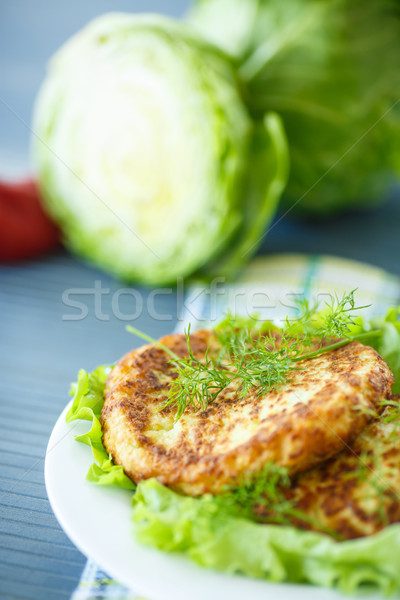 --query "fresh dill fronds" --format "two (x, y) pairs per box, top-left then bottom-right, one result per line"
(127, 290), (387, 421)
(215, 463), (294, 524)
(214, 311), (279, 362)
(283, 295), (320, 341)
(234, 335), (300, 398)
(285, 289), (369, 343)
(318, 290), (371, 339)
(164, 322), (303, 418)
(214, 463), (340, 537)
(161, 327), (232, 420)
(214, 311), (301, 397)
